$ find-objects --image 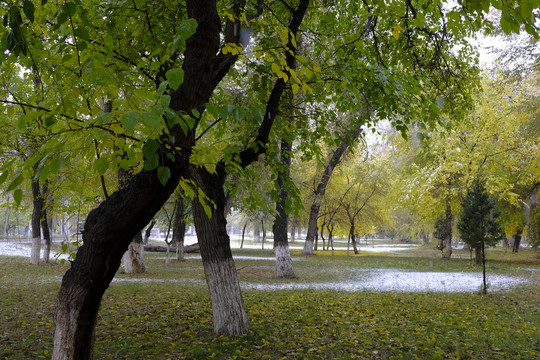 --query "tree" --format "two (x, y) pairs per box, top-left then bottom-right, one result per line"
(457, 178), (505, 287)
(1, 0), (536, 359)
